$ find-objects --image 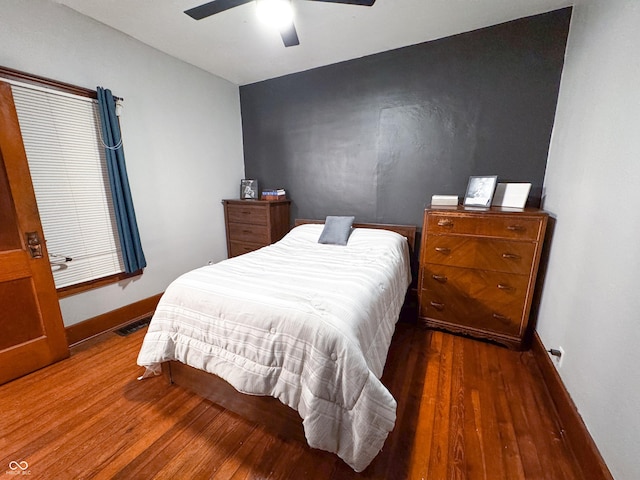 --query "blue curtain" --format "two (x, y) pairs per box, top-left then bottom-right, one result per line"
(96, 87), (147, 273)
